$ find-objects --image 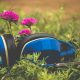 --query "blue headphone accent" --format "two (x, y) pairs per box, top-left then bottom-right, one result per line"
(21, 37), (76, 57)
(21, 37), (61, 54)
(0, 36), (5, 64)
